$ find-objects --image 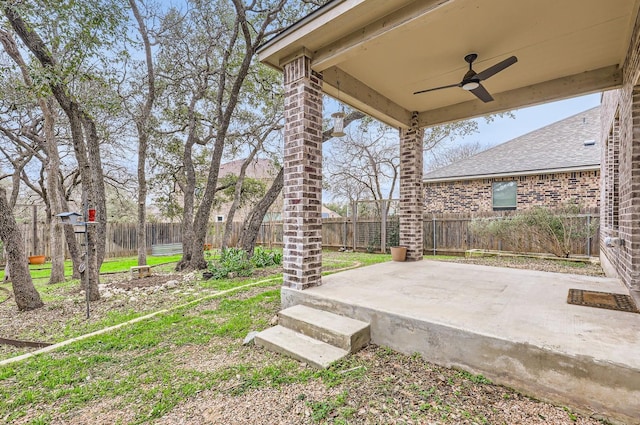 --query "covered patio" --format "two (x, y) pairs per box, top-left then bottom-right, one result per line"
(256, 0), (640, 422)
(282, 260), (640, 423)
